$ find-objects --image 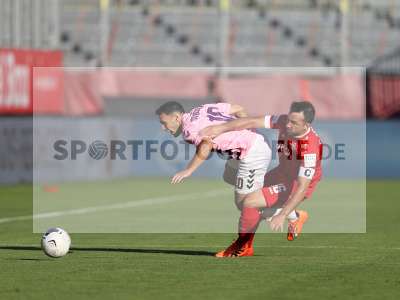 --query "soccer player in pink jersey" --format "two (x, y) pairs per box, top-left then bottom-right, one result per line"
(200, 101), (323, 247)
(156, 101), (272, 257)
